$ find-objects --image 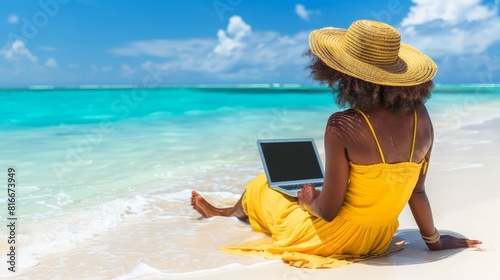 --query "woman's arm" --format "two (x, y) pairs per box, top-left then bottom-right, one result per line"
(298, 113), (350, 222)
(409, 125), (481, 250)
(408, 142), (441, 249)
